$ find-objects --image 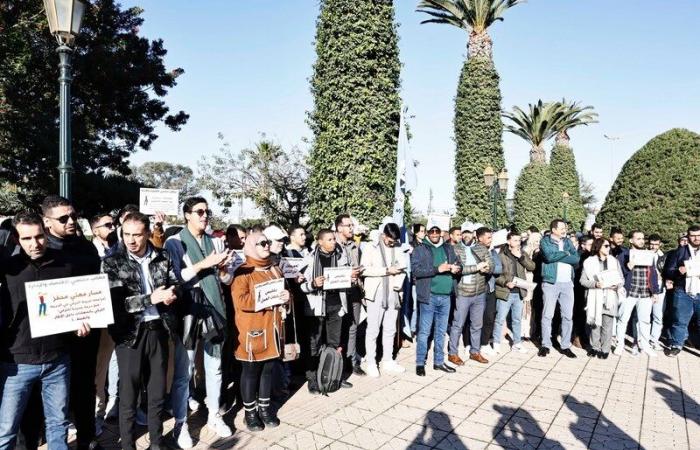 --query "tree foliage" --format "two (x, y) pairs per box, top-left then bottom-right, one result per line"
(579, 174), (597, 215)
(513, 162), (554, 231)
(132, 161), (198, 203)
(597, 128), (700, 245)
(0, 183), (23, 215)
(417, 0), (524, 34)
(198, 135), (309, 228)
(0, 0), (188, 204)
(307, 0), (401, 229)
(550, 144), (586, 230)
